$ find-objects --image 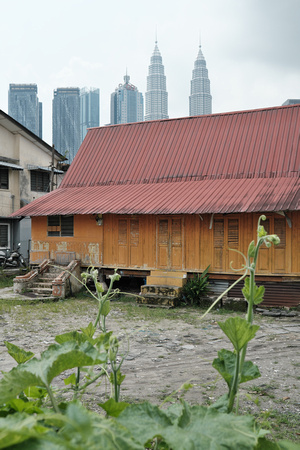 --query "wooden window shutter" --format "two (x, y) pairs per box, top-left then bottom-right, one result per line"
(130, 219), (139, 246)
(171, 219), (182, 246)
(214, 220), (224, 247)
(158, 219), (168, 245)
(274, 218), (286, 247)
(118, 219), (128, 245)
(228, 219), (239, 247)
